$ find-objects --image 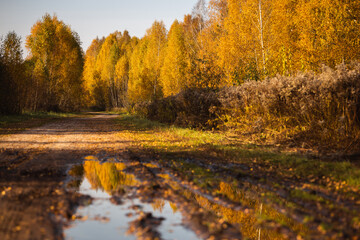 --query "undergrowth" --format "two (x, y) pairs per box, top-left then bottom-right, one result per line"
(131, 63), (360, 154)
